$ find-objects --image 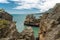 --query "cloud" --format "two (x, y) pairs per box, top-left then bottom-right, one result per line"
(11, 0), (40, 3)
(39, 0), (60, 12)
(0, 0), (9, 3)
(11, 0), (60, 12)
(11, 0), (44, 9)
